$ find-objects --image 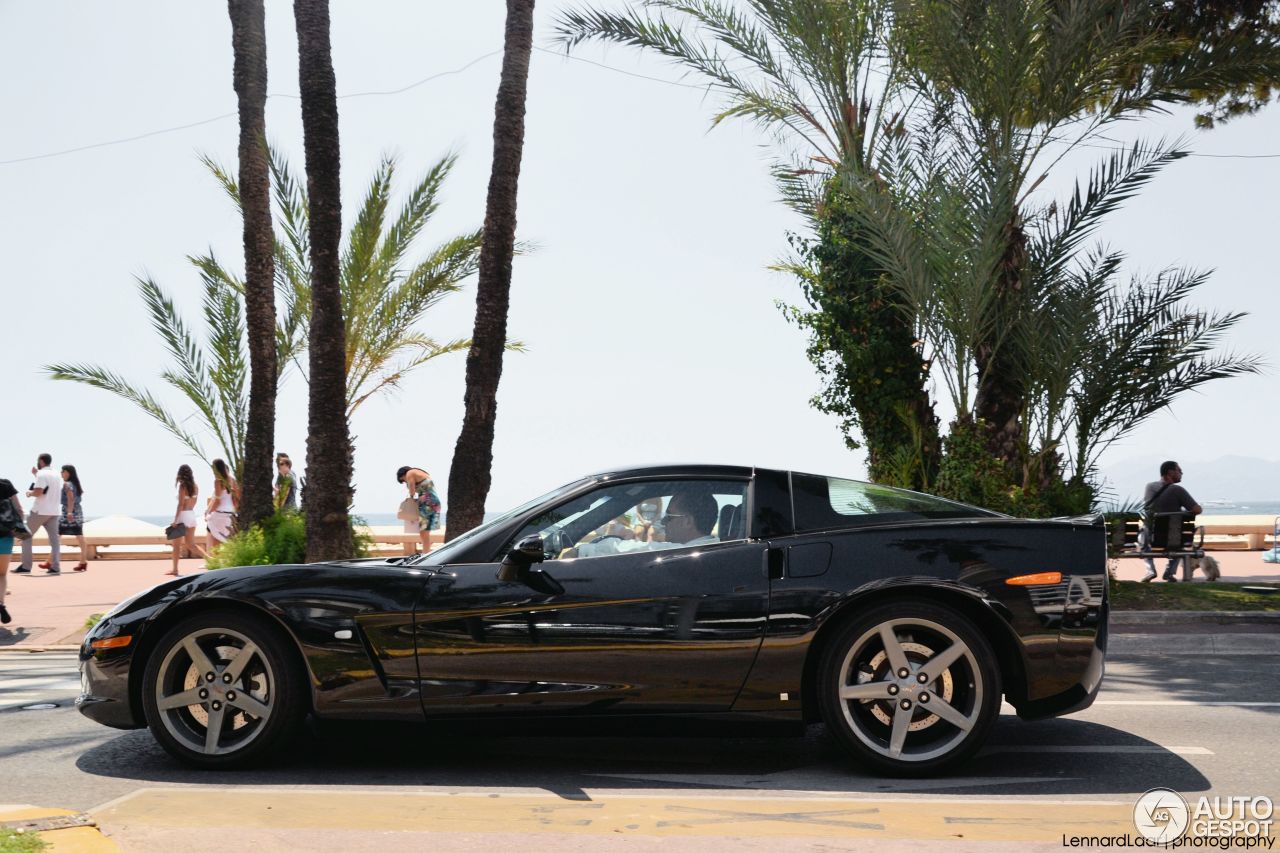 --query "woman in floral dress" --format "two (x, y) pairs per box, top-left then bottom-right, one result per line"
(60, 465), (88, 572)
(396, 466), (441, 552)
